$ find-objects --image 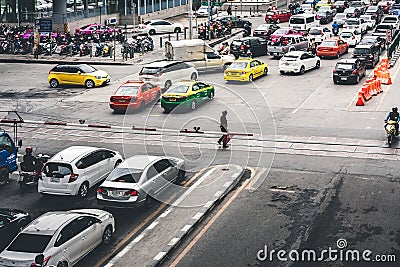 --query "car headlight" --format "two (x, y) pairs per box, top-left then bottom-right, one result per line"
(95, 76), (102, 79)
